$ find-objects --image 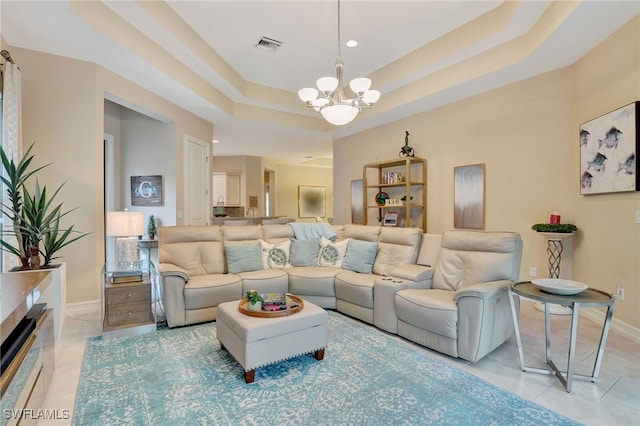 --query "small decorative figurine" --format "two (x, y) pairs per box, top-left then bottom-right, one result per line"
(399, 131), (415, 158)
